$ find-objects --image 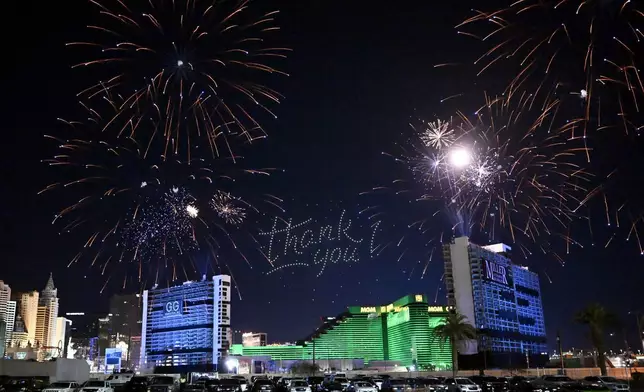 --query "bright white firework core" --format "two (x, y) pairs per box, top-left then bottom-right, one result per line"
(449, 148), (472, 169)
(186, 205), (199, 218)
(177, 60), (184, 67)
